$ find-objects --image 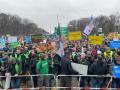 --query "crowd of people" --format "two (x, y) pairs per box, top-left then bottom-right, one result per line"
(0, 38), (120, 89)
